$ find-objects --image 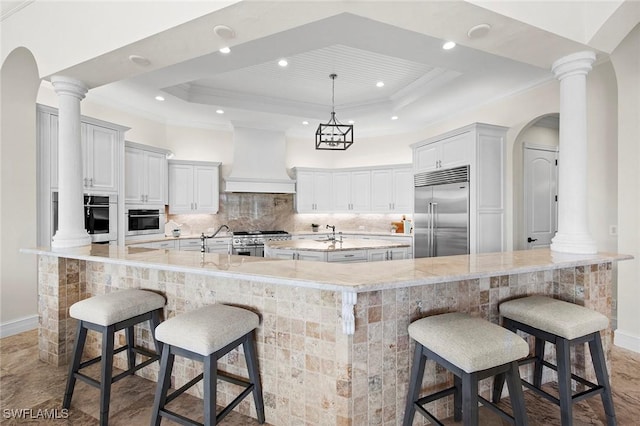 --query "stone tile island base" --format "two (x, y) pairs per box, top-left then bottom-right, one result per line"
(37, 254), (615, 425)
